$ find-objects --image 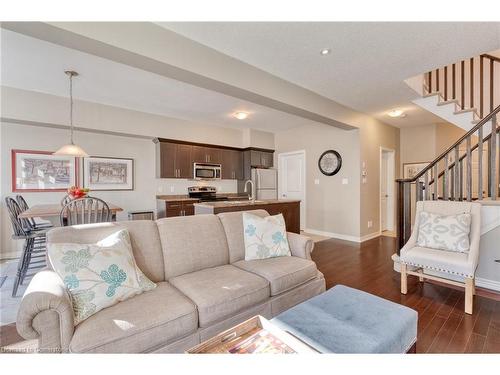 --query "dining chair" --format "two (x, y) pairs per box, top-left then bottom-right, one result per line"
(5, 197), (47, 297)
(15, 195), (53, 231)
(60, 196), (111, 226)
(60, 194), (72, 207)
